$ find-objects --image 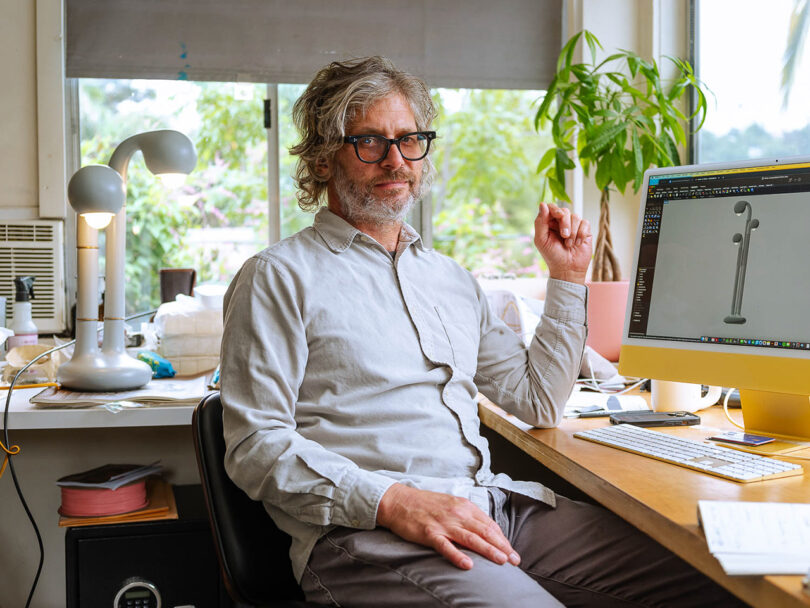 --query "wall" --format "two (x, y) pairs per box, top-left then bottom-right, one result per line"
(0, 0), (39, 219)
